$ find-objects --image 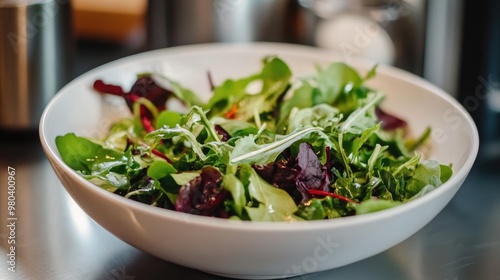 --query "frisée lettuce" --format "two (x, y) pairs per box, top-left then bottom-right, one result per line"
(56, 57), (452, 221)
